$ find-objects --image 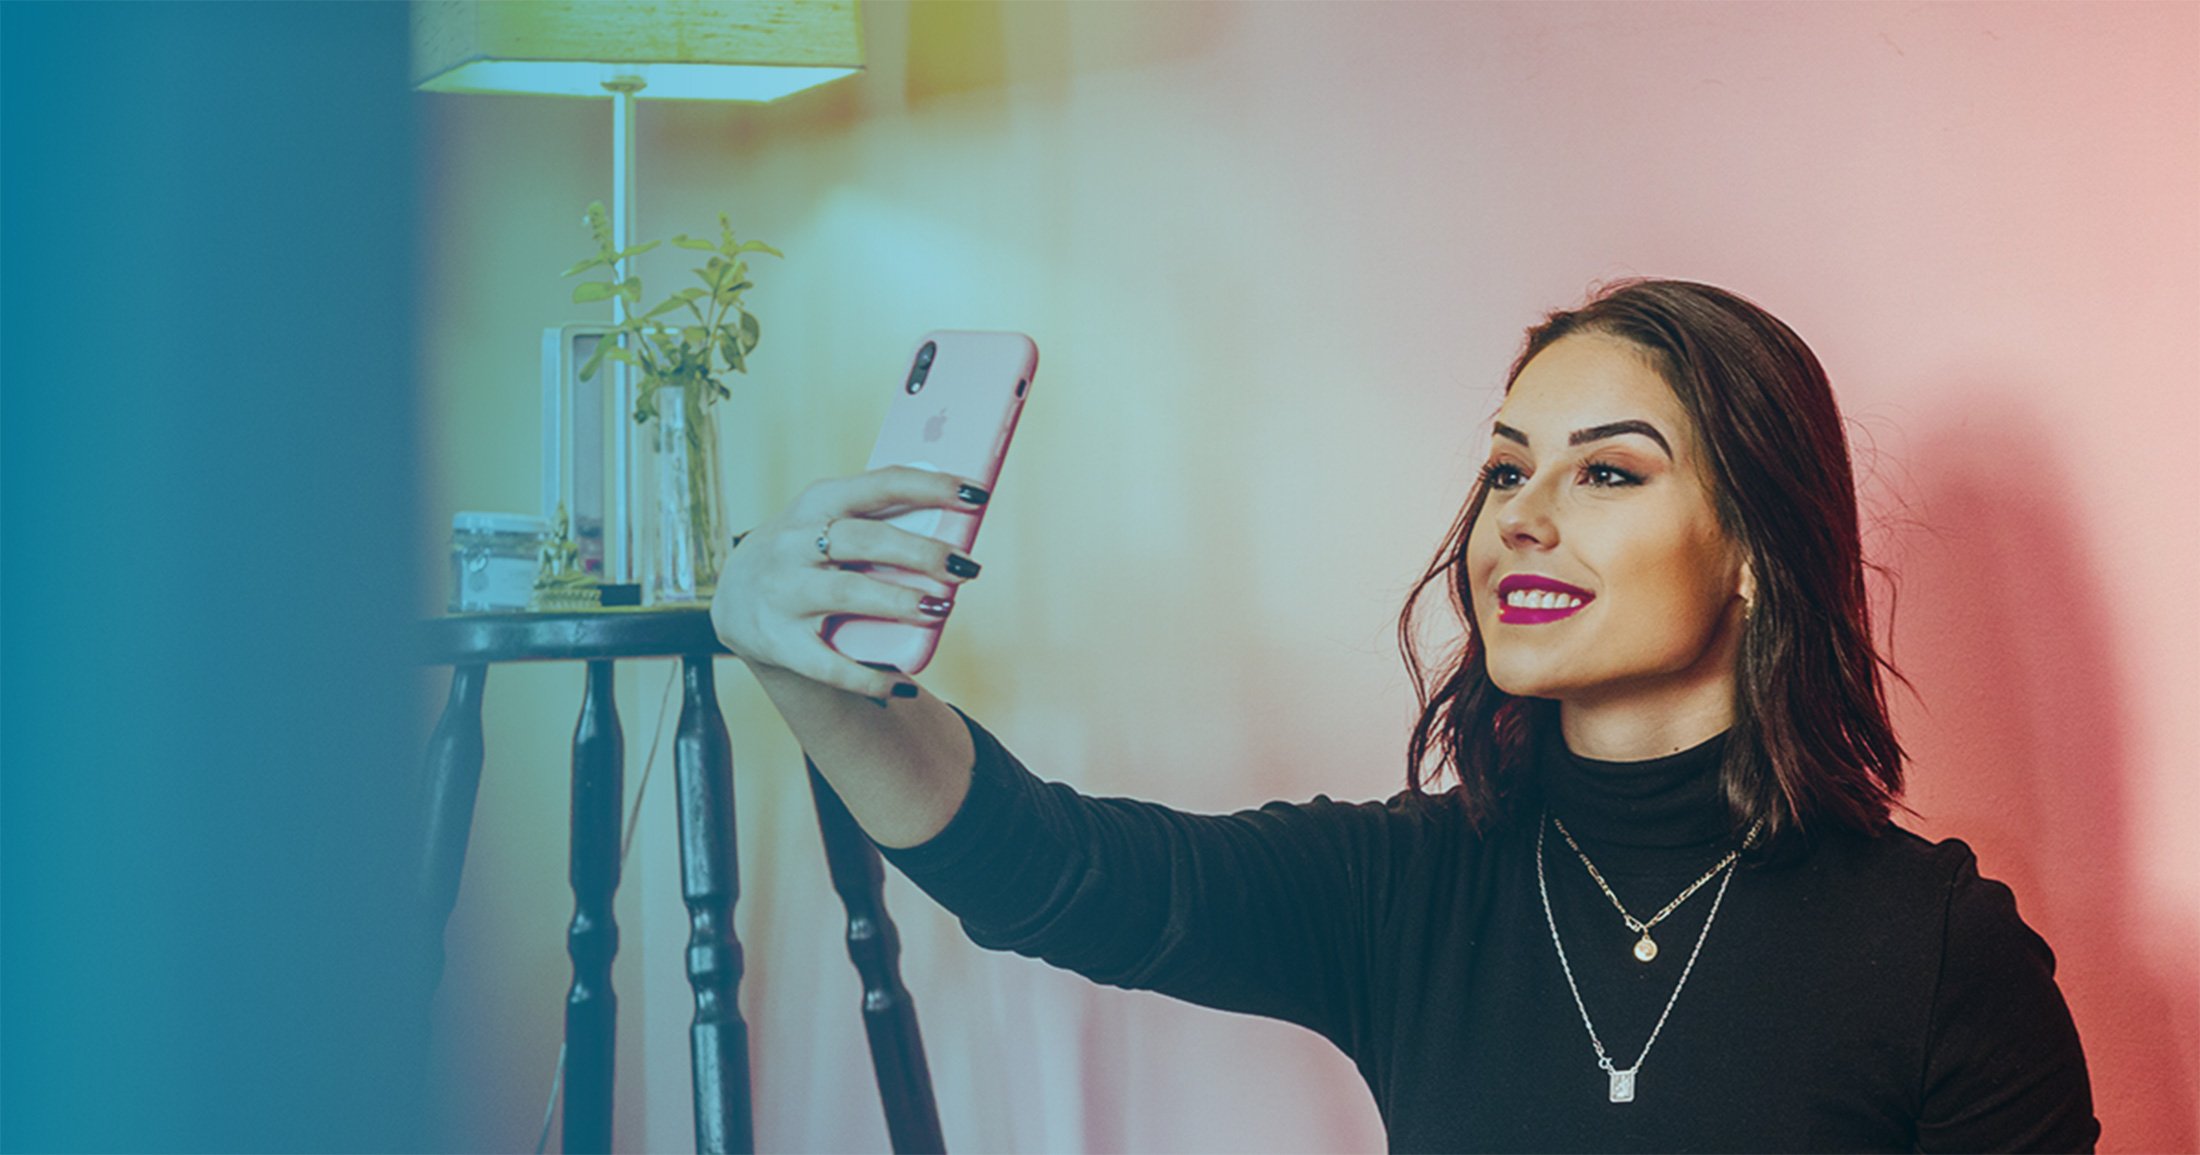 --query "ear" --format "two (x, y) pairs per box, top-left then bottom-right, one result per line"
(1738, 558), (1757, 606)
